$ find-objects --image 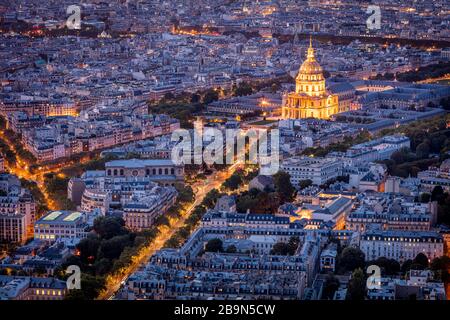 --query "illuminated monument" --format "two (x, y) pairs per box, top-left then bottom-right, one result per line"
(282, 38), (339, 120)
